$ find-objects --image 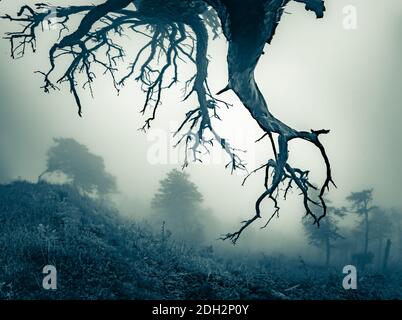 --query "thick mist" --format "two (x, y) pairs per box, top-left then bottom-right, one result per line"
(0, 0), (401, 260)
